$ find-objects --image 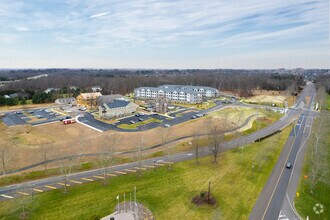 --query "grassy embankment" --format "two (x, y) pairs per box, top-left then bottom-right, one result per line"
(0, 126), (291, 220)
(295, 94), (330, 220)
